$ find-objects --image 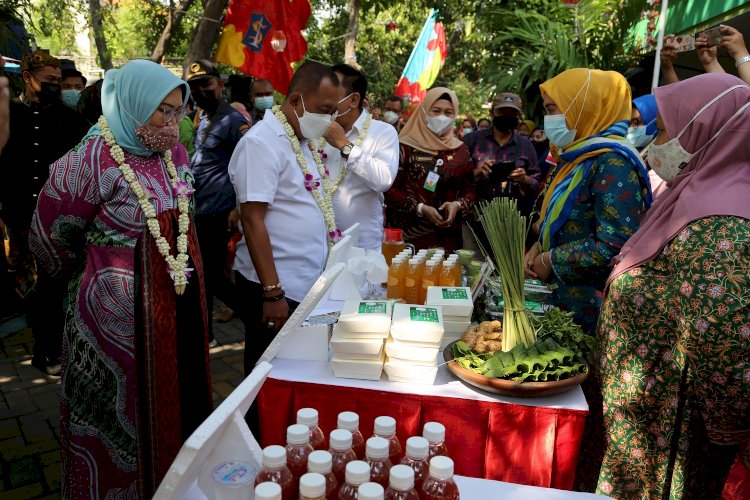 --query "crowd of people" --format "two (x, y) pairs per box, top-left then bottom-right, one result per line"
(0, 22), (747, 500)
